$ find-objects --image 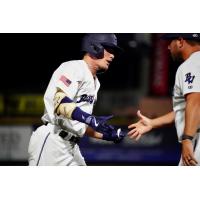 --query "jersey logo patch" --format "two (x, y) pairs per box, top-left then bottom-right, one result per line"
(59, 75), (72, 87)
(185, 73), (195, 84)
(76, 94), (95, 104)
